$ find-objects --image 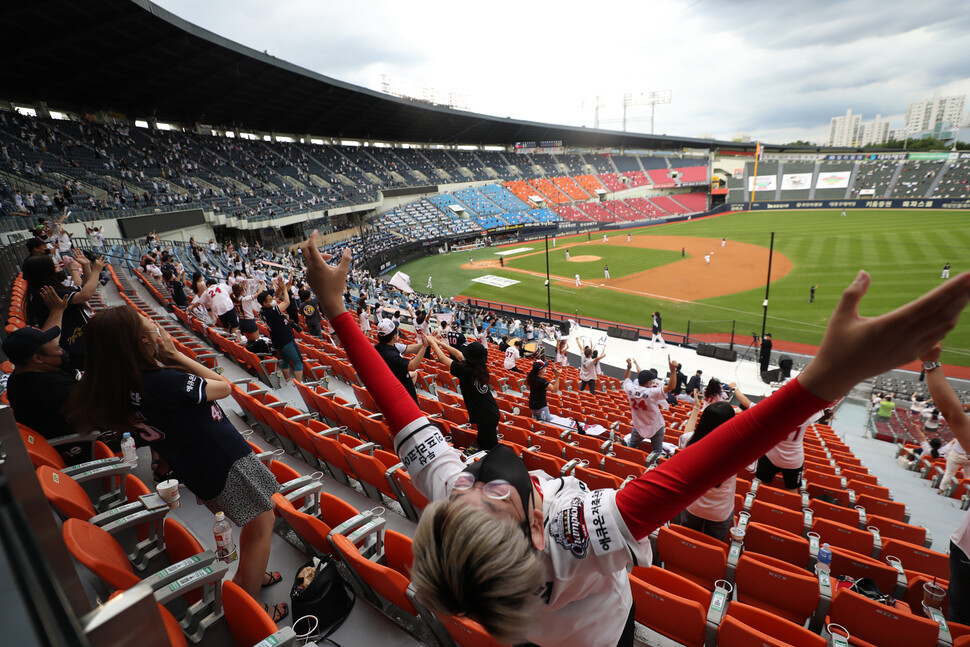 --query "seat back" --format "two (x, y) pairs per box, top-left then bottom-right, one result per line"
(273, 493), (336, 555)
(331, 534), (415, 614)
(867, 515), (927, 546)
(436, 613), (510, 647)
(829, 547), (898, 593)
(658, 525), (728, 590)
(813, 517), (875, 556)
(809, 498), (861, 528)
(383, 529), (414, 580)
(343, 445), (400, 501)
(19, 426), (68, 469)
(223, 580), (278, 647)
(743, 522), (810, 569)
(749, 498), (805, 536)
(734, 552), (820, 625)
(881, 538), (949, 580)
(37, 465), (97, 520)
(719, 601), (826, 647)
(628, 573), (706, 647)
(828, 588), (939, 647)
(756, 483), (803, 511)
(62, 518), (140, 591)
(164, 518), (206, 605)
(856, 494), (906, 522)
